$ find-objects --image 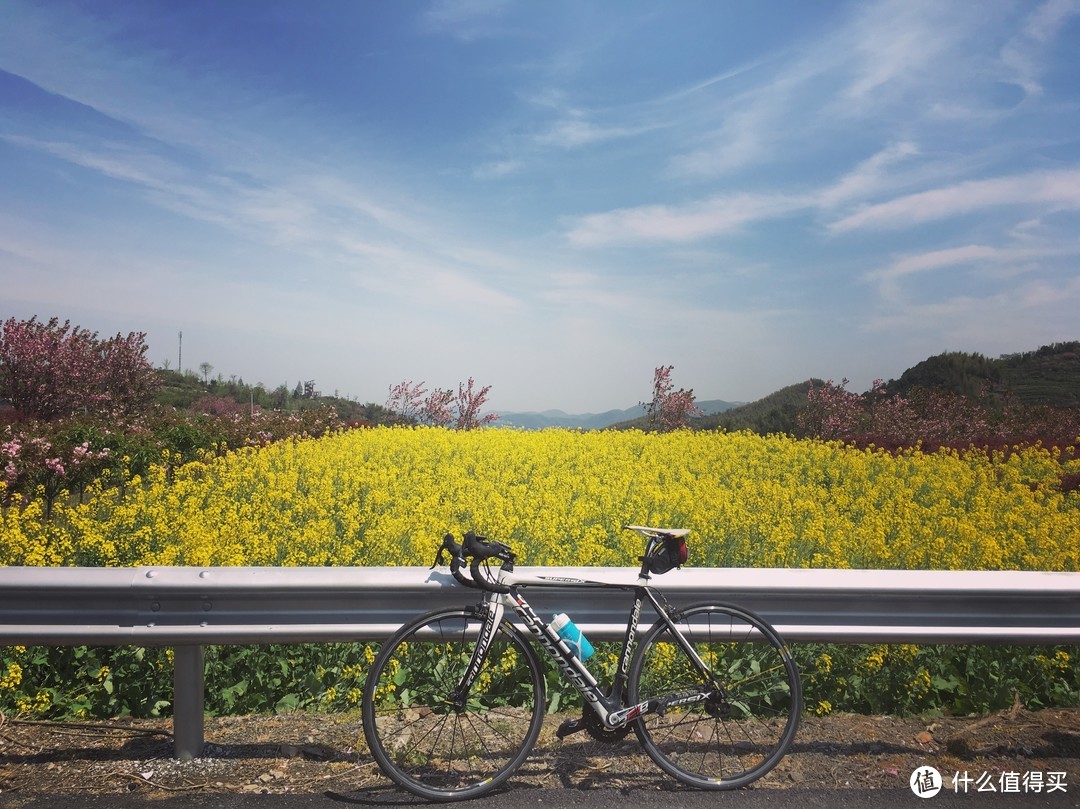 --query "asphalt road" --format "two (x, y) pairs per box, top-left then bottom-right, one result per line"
(4, 786), (1078, 809)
